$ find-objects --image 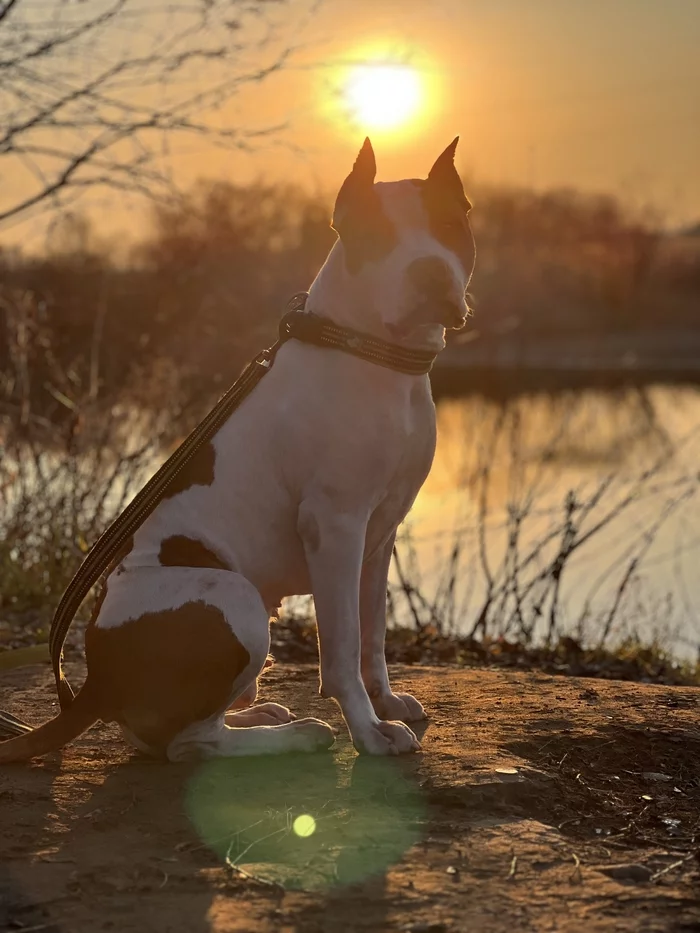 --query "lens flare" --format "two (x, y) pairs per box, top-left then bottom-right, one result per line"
(186, 755), (426, 891)
(293, 814), (316, 837)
